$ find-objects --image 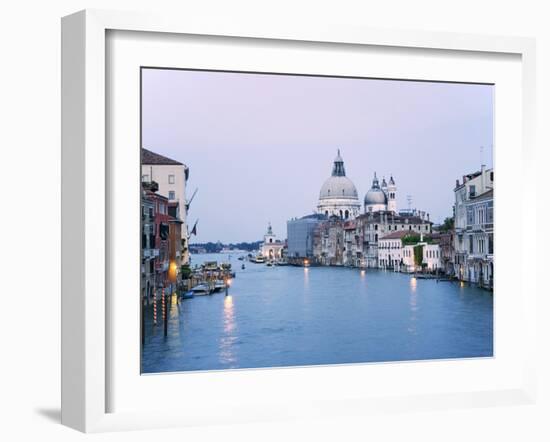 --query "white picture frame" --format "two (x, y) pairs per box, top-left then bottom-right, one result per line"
(61, 9), (537, 433)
